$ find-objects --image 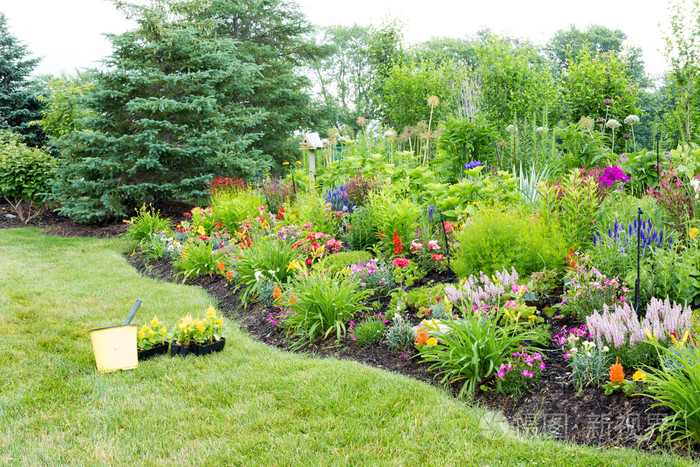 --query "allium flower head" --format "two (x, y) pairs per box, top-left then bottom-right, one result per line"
(624, 114), (640, 125)
(606, 119), (621, 130)
(578, 116), (595, 131)
(603, 97), (613, 107)
(356, 116), (367, 127)
(427, 95), (440, 107)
